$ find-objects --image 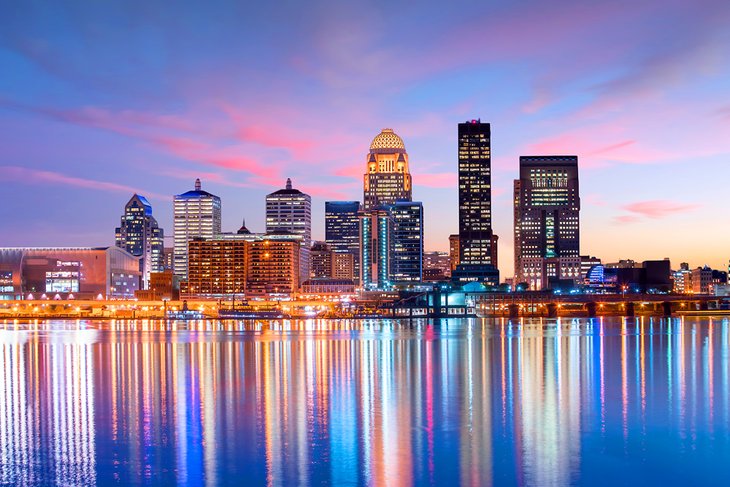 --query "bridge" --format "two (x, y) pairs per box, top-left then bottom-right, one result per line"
(387, 290), (727, 319)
